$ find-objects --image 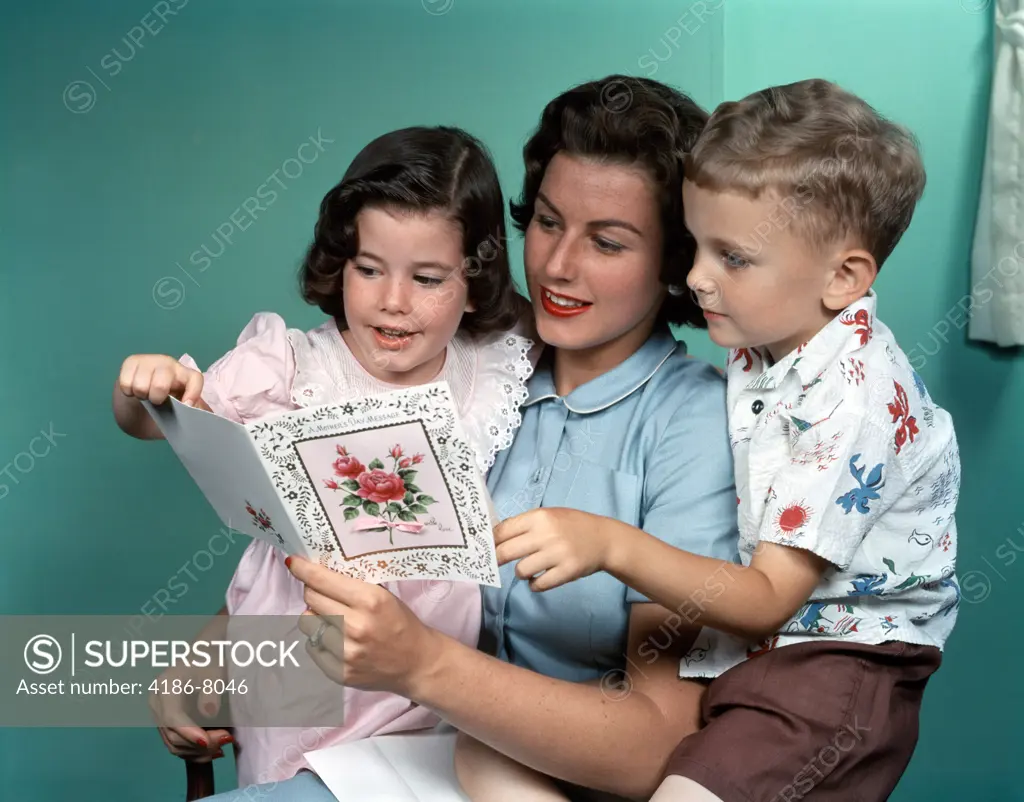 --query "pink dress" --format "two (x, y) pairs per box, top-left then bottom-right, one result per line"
(180, 311), (534, 787)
